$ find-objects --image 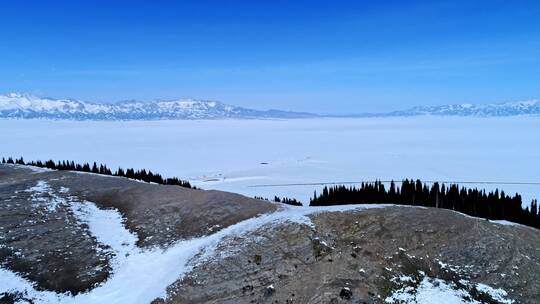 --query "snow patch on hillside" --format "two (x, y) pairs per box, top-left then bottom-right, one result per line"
(491, 220), (520, 227)
(385, 274), (514, 304)
(25, 180), (64, 211)
(475, 283), (514, 304)
(0, 268), (67, 303)
(70, 201), (138, 267)
(386, 277), (478, 303)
